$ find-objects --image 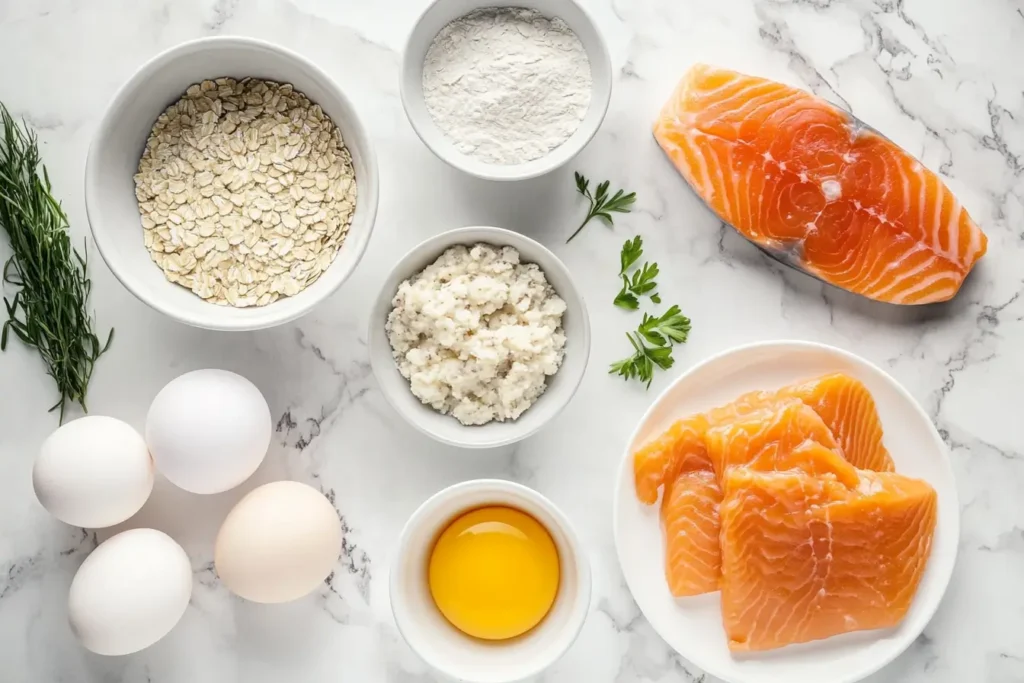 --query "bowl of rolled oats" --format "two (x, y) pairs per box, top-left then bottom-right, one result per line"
(85, 36), (379, 330)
